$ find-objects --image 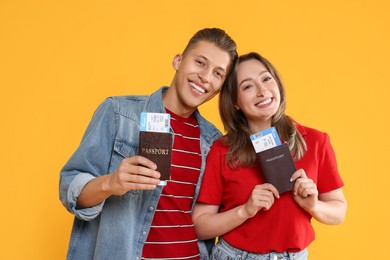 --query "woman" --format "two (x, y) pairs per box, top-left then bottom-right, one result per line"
(192, 52), (347, 259)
